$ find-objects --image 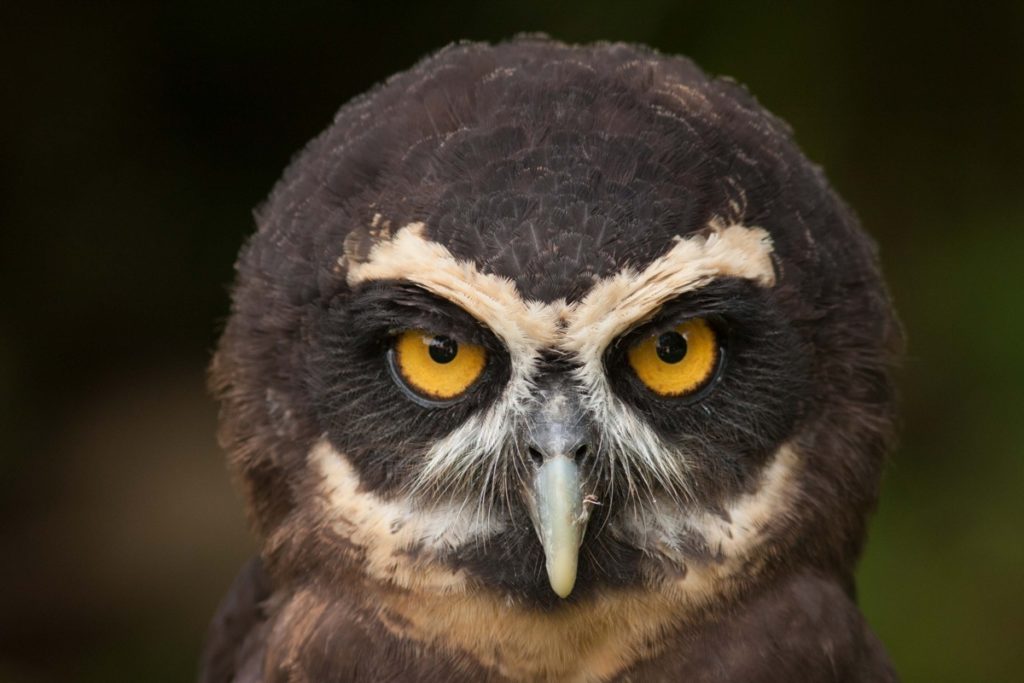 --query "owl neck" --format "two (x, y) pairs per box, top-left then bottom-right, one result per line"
(260, 570), (888, 681)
